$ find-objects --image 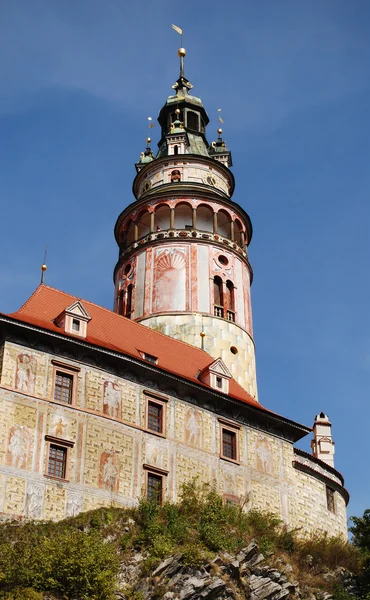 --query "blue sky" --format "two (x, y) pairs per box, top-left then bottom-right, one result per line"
(1, 0), (369, 522)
